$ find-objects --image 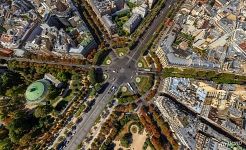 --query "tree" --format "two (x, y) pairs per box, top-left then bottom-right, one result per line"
(57, 72), (70, 82)
(88, 68), (96, 85)
(120, 132), (133, 148)
(38, 116), (54, 129)
(0, 72), (24, 95)
(5, 86), (23, 98)
(0, 126), (8, 140)
(1, 73), (10, 87)
(71, 73), (80, 80)
(34, 105), (52, 118)
(0, 138), (12, 150)
(7, 113), (36, 143)
(93, 49), (111, 65)
(47, 85), (60, 100)
(19, 133), (32, 147)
